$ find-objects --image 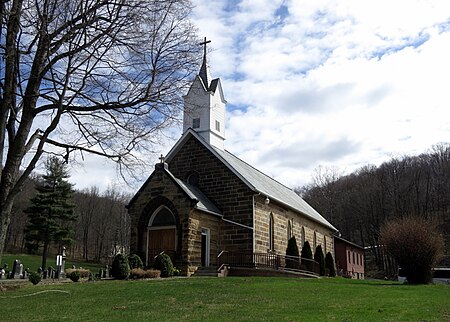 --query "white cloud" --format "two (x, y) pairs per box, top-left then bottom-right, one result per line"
(50, 1), (450, 192)
(191, 0), (450, 188)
